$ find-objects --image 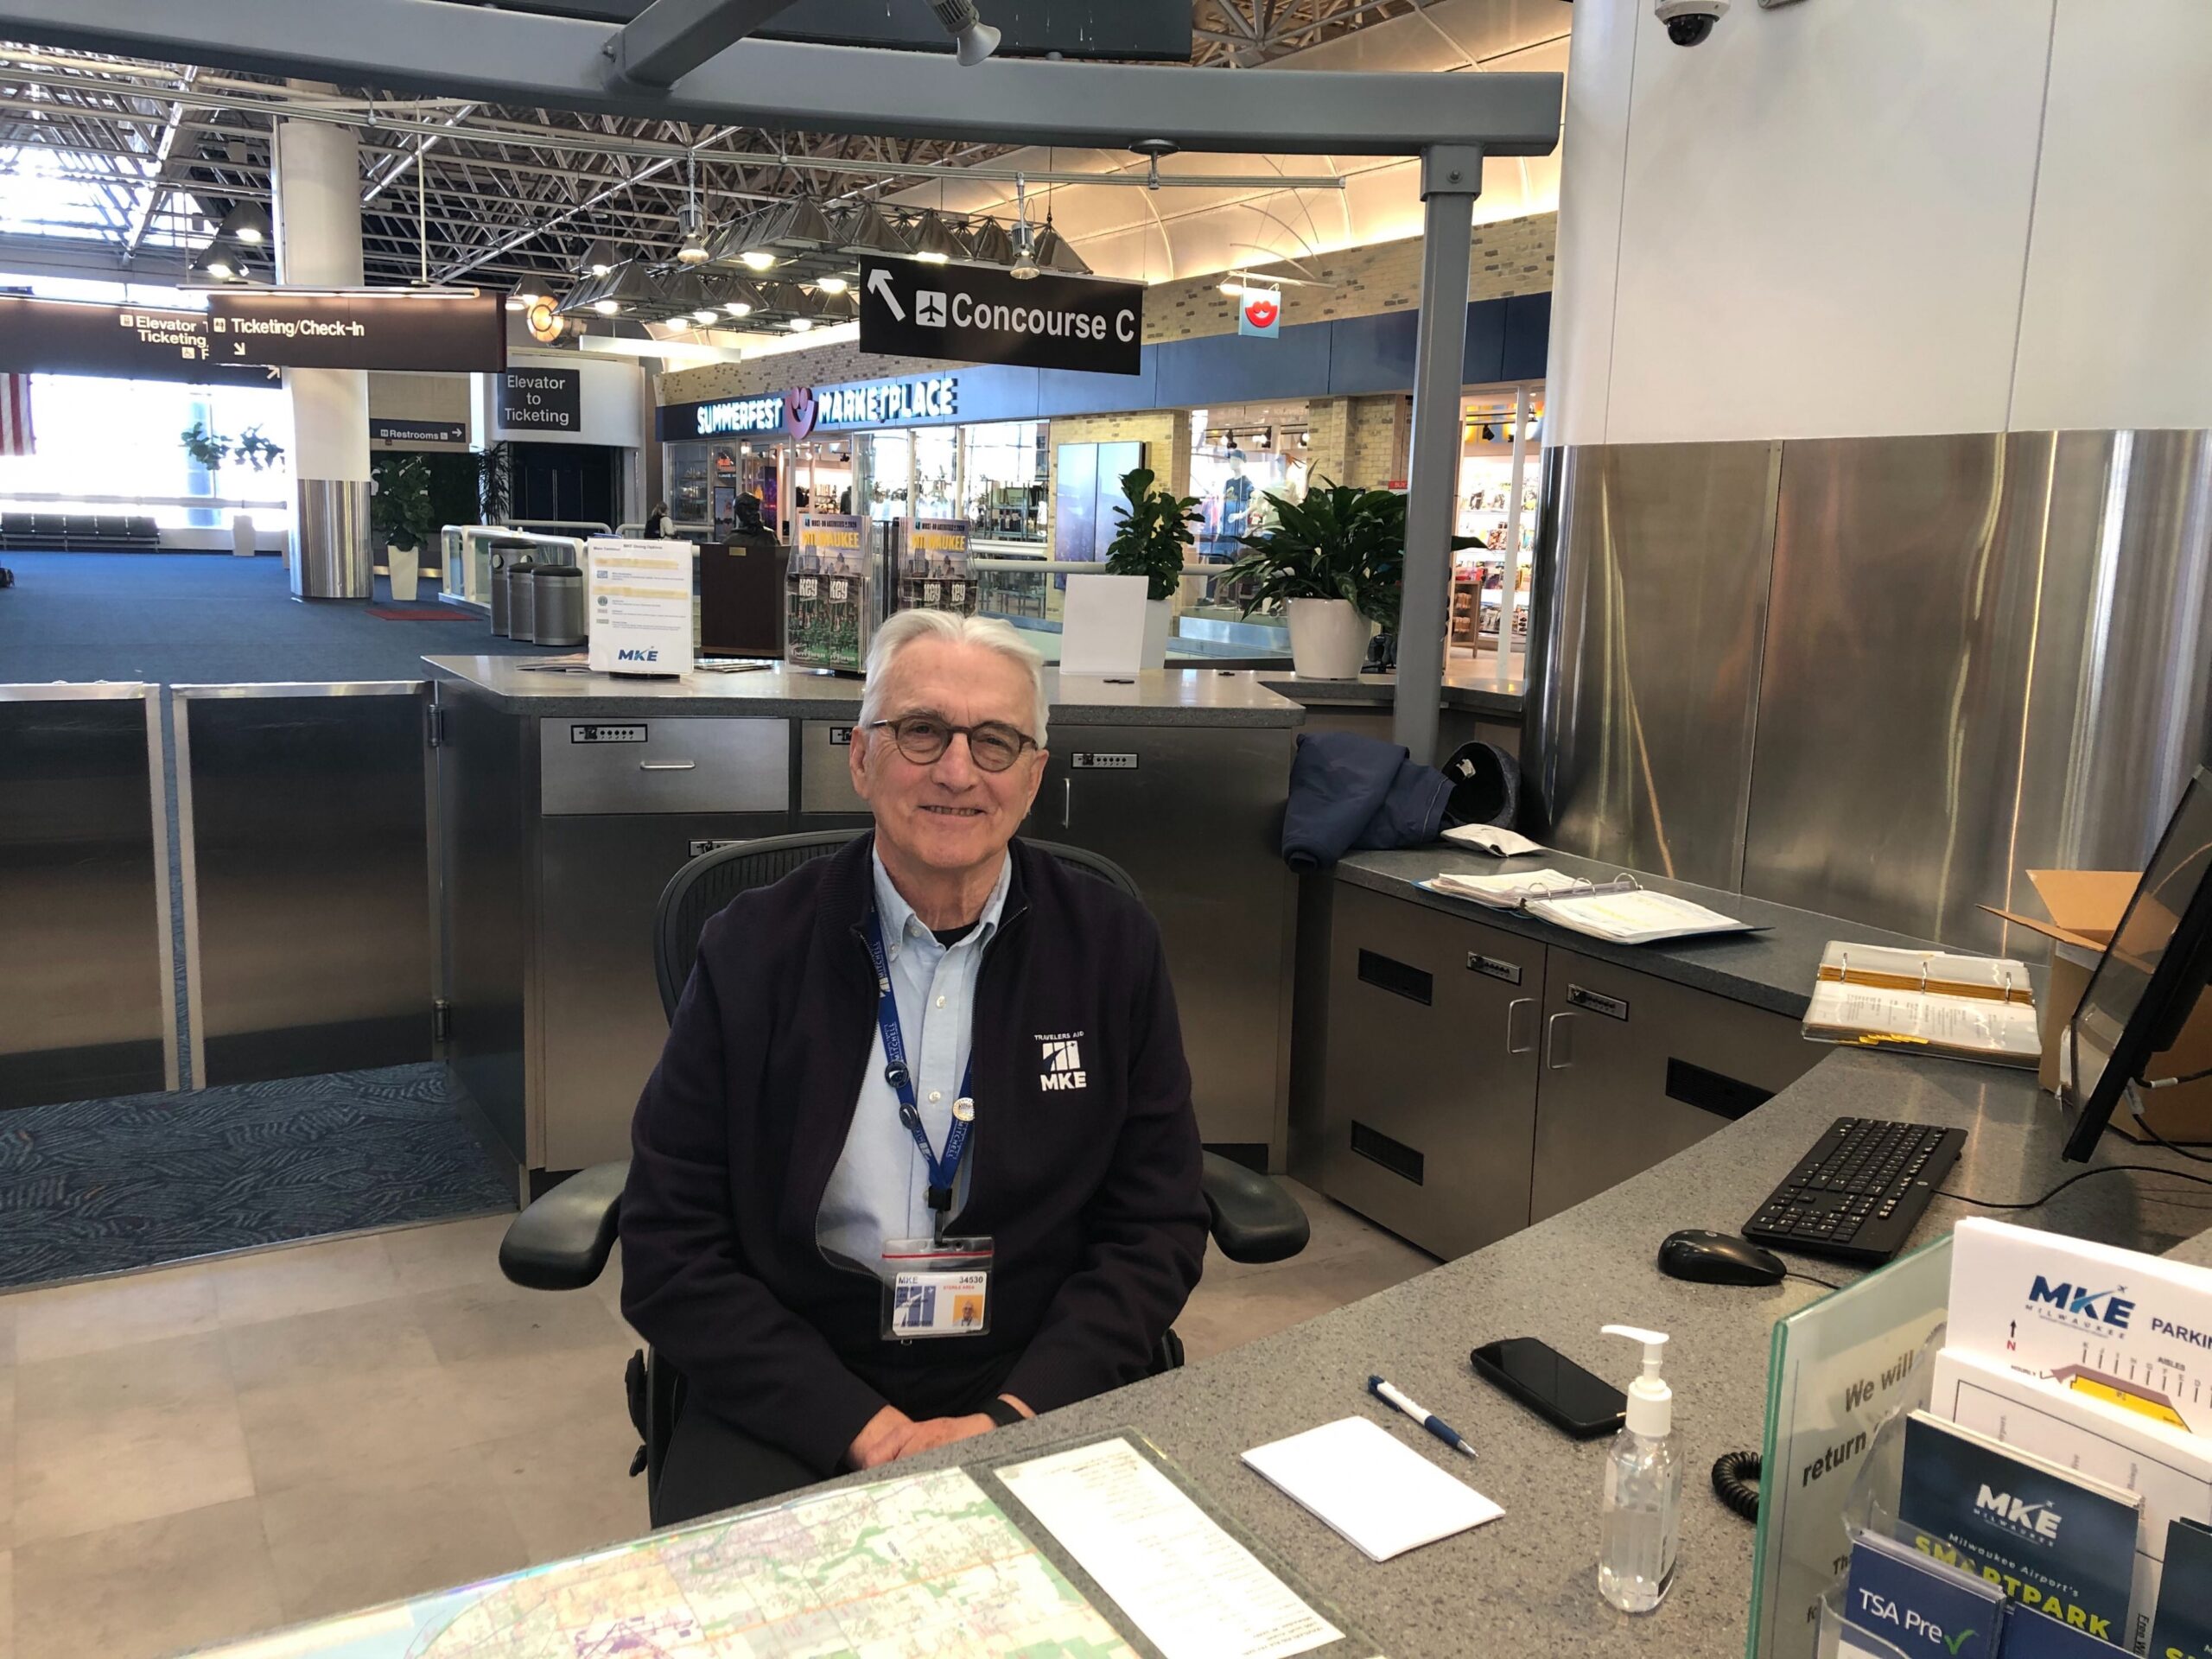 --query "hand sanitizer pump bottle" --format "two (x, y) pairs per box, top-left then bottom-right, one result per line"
(1598, 1324), (1681, 1614)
